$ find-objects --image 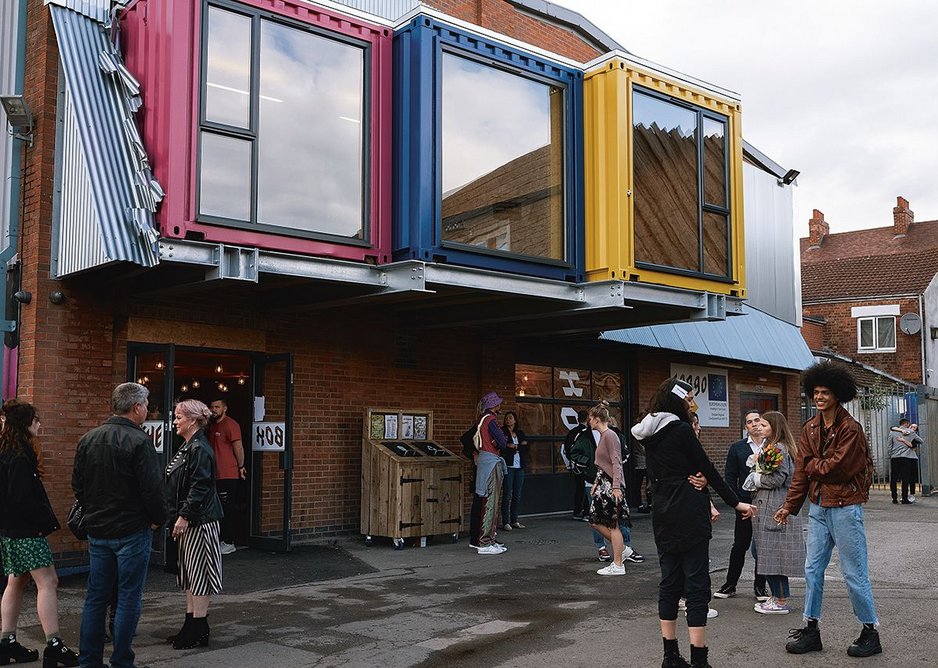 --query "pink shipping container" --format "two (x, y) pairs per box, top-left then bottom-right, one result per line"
(120, 0), (393, 263)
